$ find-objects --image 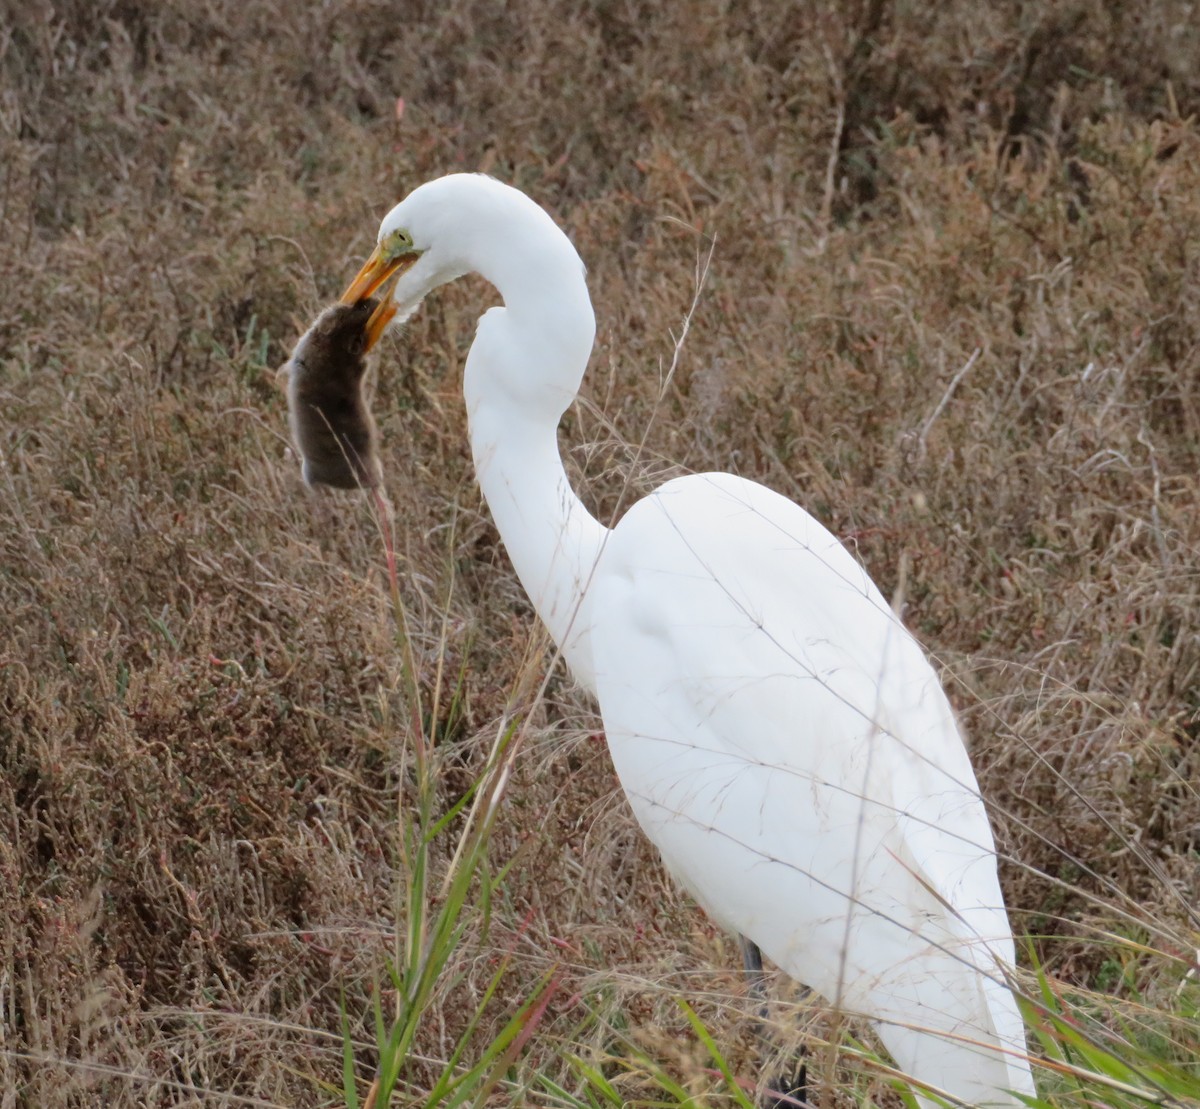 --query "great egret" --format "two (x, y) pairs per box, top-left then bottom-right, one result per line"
(340, 173), (1036, 1107)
